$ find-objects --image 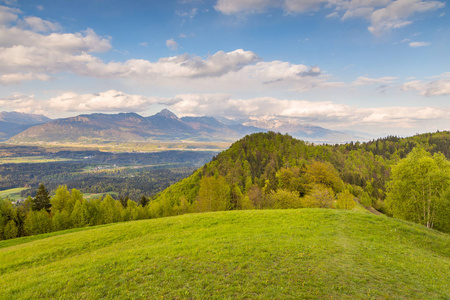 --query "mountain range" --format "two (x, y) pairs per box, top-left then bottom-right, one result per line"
(0, 111), (51, 141)
(5, 109), (370, 144)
